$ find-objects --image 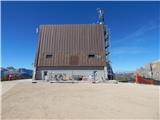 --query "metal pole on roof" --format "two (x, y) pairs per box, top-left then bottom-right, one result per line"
(97, 8), (114, 80)
(97, 8), (104, 24)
